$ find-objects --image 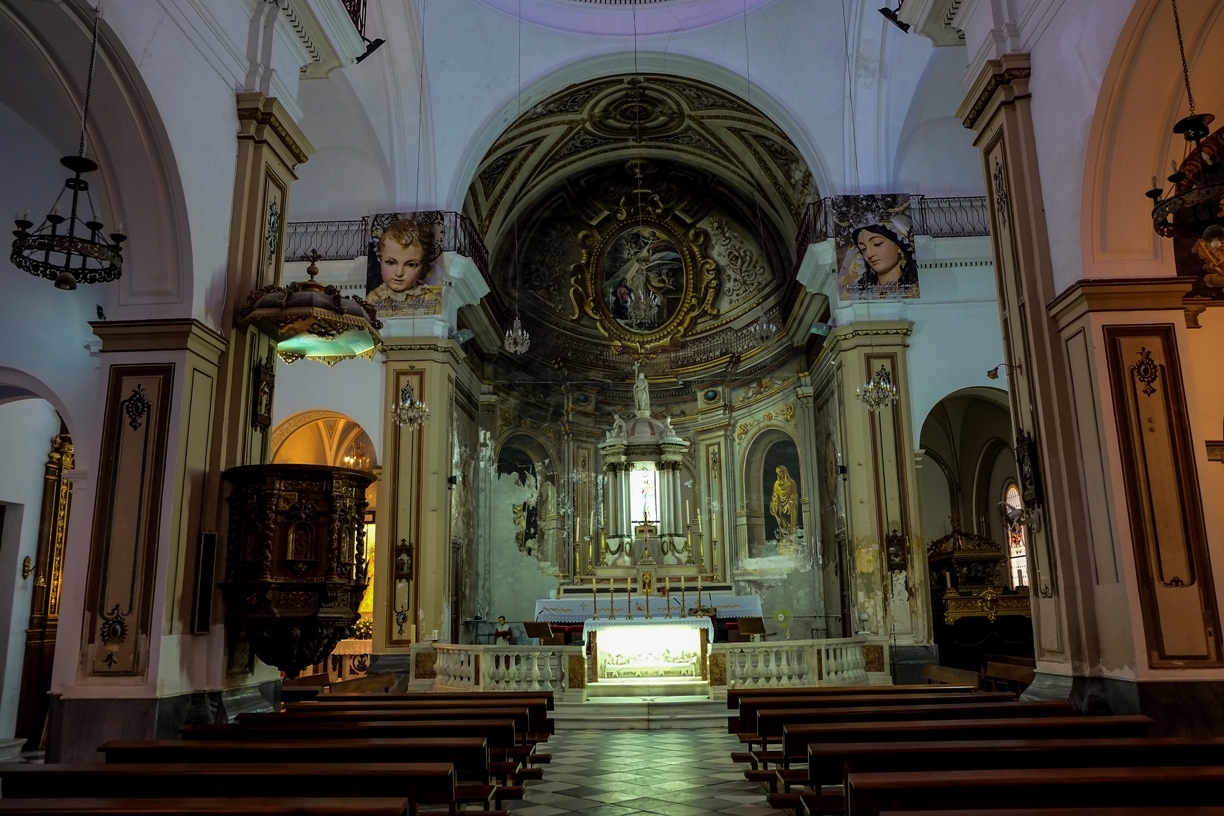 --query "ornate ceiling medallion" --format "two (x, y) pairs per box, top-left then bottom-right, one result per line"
(571, 211), (718, 352)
